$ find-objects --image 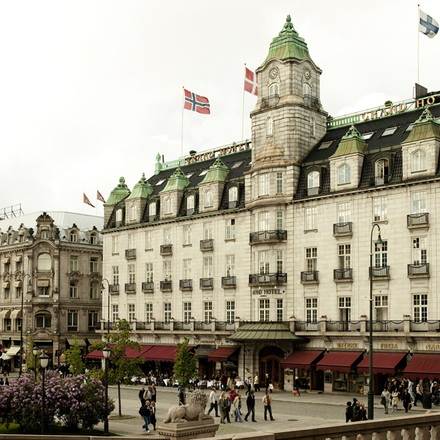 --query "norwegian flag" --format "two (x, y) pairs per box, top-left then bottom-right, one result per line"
(184, 89), (210, 114)
(244, 67), (258, 96)
(97, 190), (106, 203)
(83, 193), (95, 208)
